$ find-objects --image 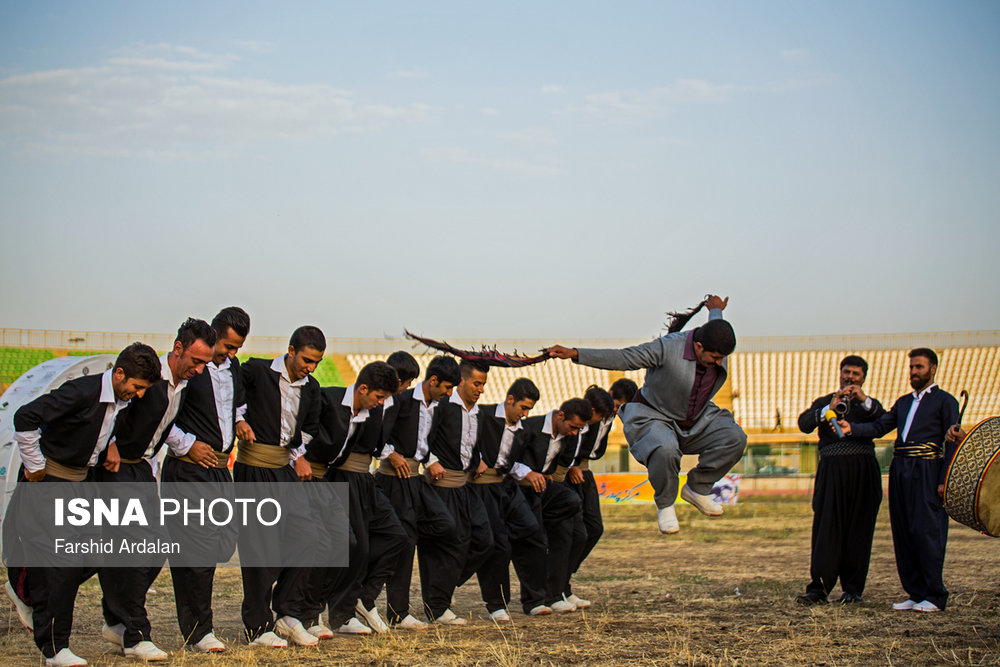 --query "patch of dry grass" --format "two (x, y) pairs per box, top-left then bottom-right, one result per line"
(2, 497), (999, 665)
